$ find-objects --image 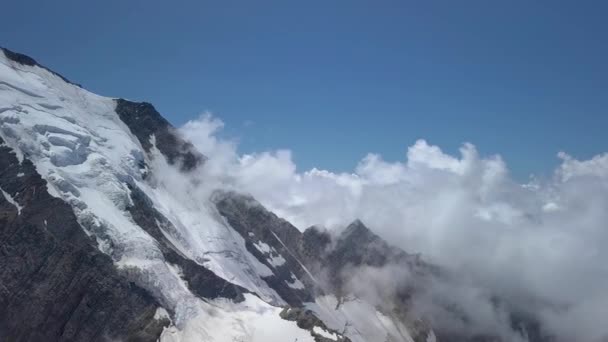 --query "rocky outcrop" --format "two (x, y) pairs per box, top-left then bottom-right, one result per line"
(0, 137), (168, 342)
(214, 191), (316, 306)
(115, 99), (203, 171)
